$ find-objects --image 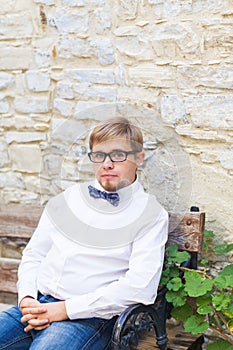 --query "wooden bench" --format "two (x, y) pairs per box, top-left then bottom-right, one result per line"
(0, 204), (205, 349)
